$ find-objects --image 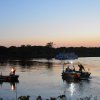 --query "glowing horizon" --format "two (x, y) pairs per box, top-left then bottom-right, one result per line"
(0, 0), (100, 47)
